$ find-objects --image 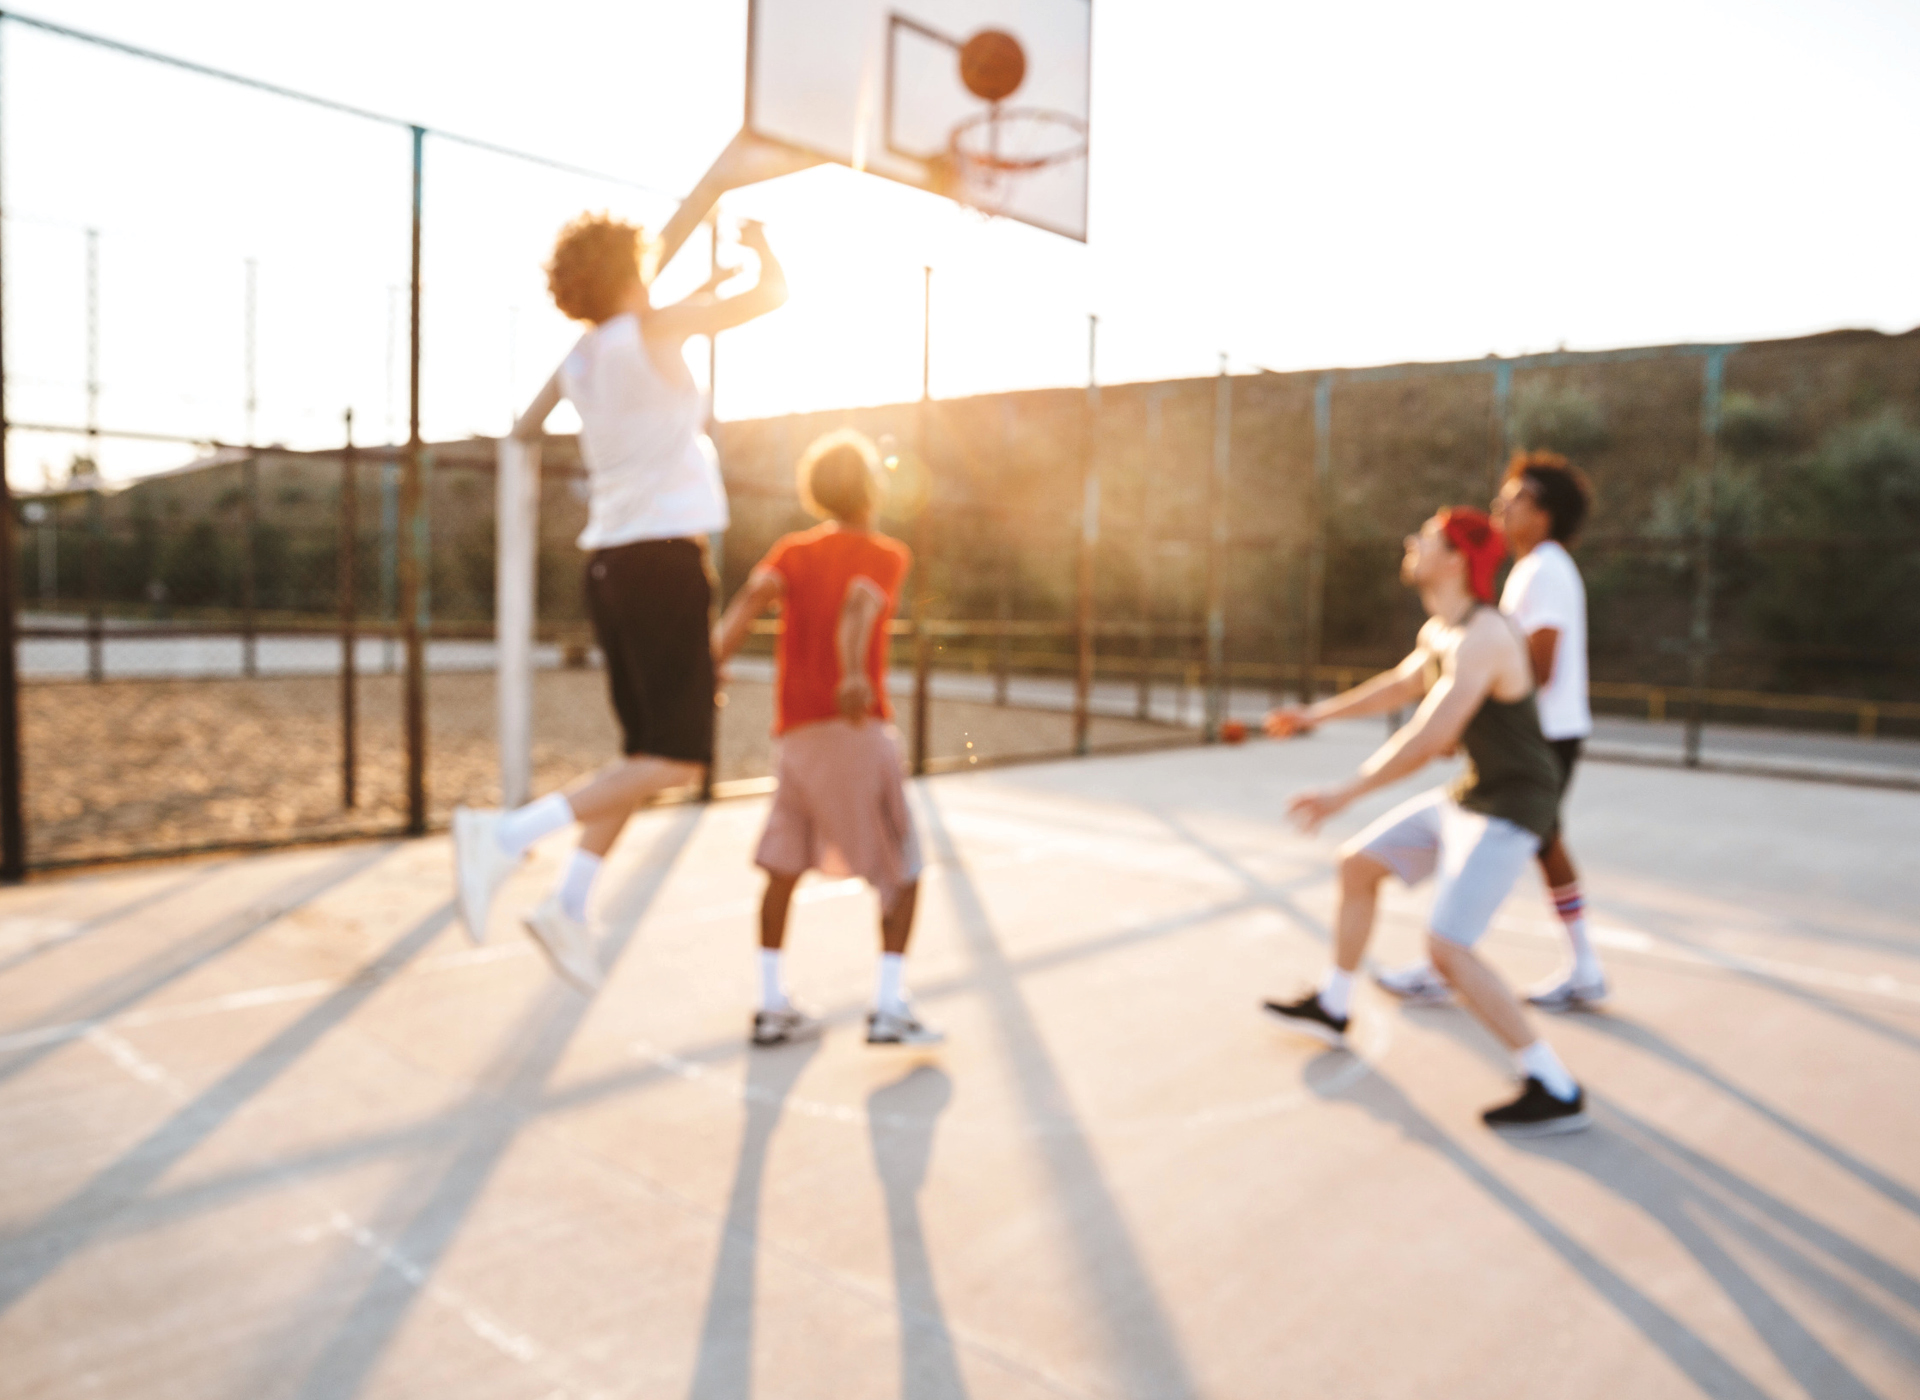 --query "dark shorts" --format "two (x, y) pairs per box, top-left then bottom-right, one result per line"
(584, 537), (714, 765)
(1546, 738), (1583, 843)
